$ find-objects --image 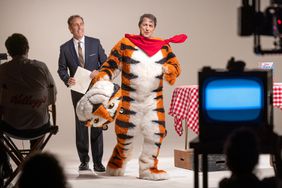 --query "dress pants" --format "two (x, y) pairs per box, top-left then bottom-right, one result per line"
(71, 91), (103, 164)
